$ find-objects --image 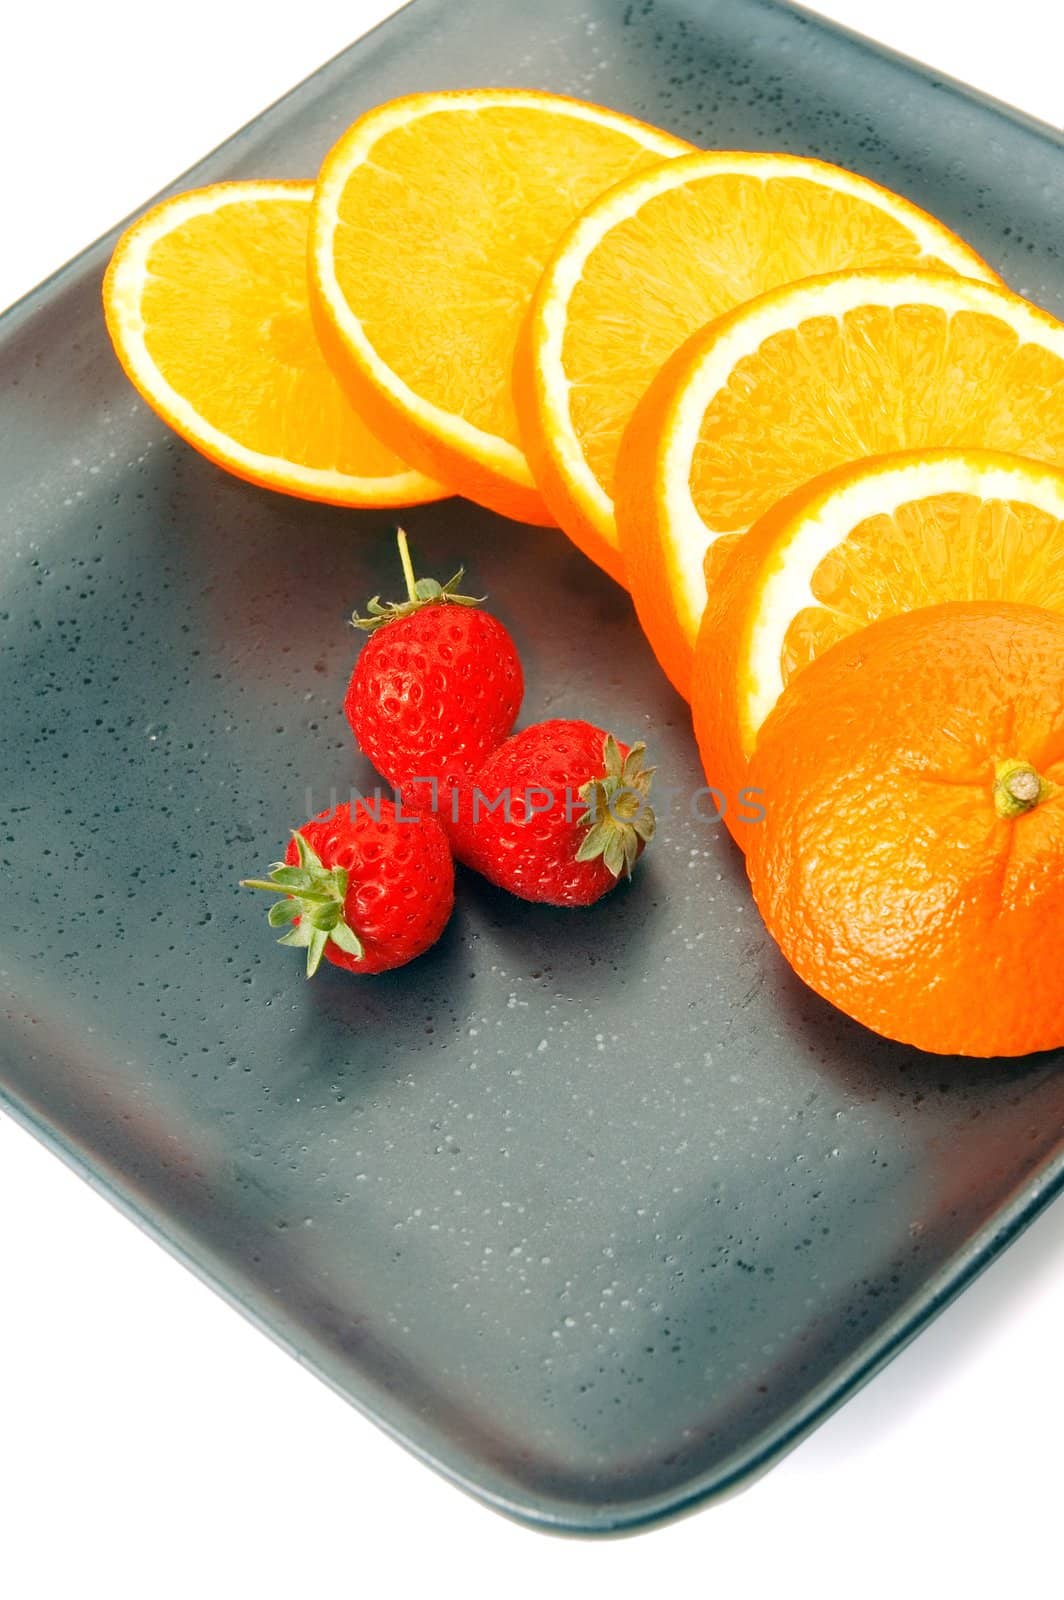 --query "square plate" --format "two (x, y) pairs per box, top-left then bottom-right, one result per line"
(1, 0), (1062, 1535)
